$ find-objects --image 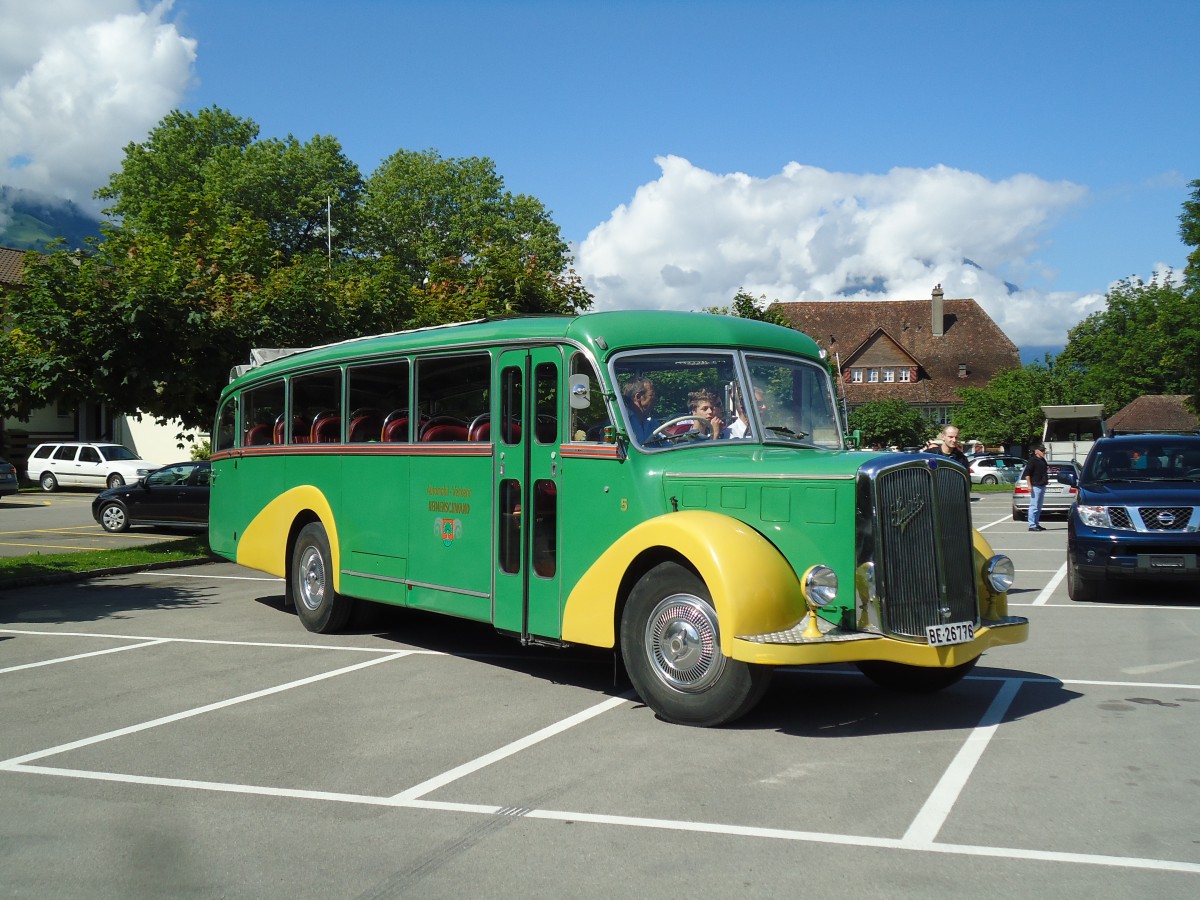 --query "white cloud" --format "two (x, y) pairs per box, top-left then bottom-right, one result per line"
(0, 0), (195, 209)
(576, 156), (1106, 348)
